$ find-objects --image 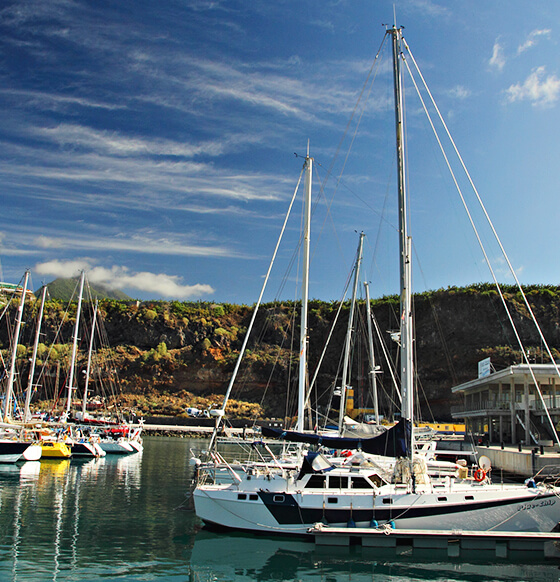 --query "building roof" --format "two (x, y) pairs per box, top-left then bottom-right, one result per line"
(451, 364), (560, 394)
